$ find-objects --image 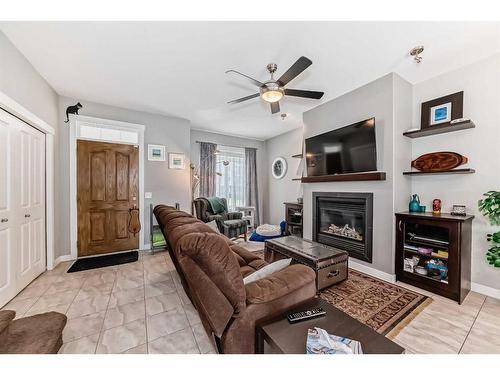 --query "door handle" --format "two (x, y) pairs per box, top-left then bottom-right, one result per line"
(327, 270), (340, 278)
(398, 220), (402, 232)
(24, 214), (31, 218)
(0, 218), (7, 223)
